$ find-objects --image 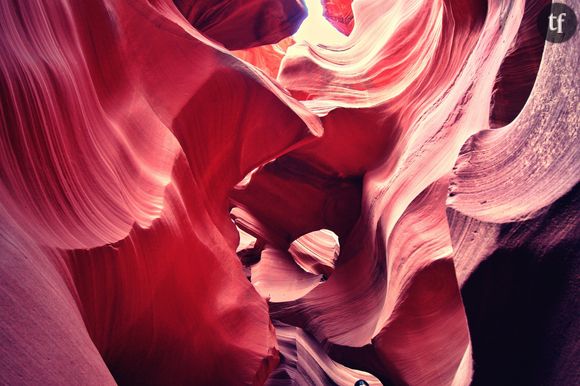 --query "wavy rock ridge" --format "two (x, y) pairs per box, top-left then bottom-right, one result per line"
(0, 0), (577, 385)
